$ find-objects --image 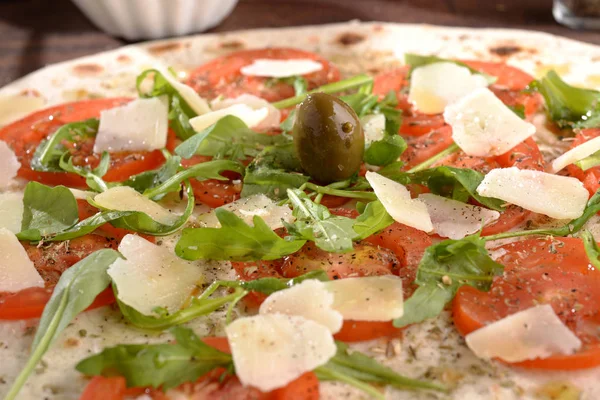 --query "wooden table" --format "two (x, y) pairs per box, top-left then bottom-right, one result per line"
(1, 0), (598, 87)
